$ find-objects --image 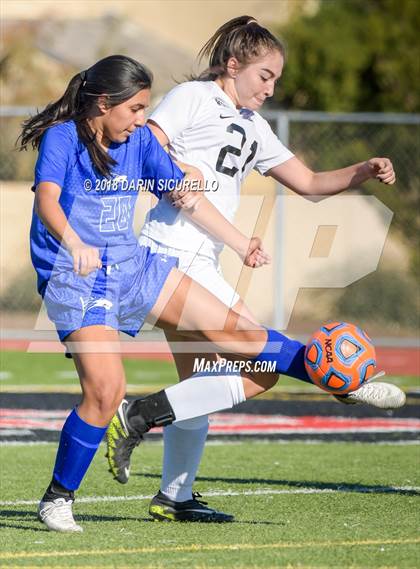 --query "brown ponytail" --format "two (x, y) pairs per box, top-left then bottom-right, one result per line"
(194, 15), (285, 81)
